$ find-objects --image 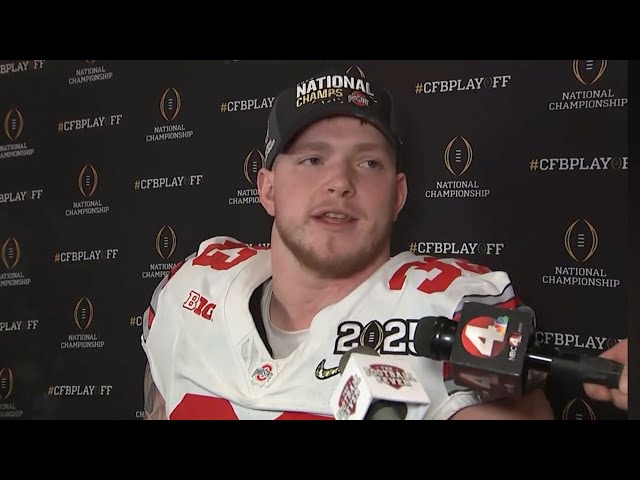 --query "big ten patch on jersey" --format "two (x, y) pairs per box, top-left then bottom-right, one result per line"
(146, 237), (270, 329)
(181, 290), (216, 320)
